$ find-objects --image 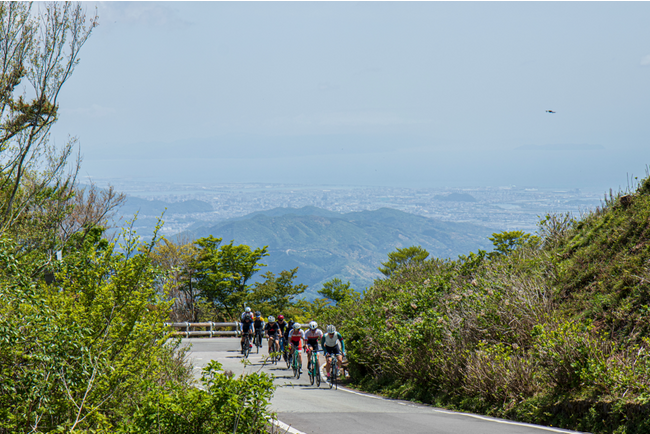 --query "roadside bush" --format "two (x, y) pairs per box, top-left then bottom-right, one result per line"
(125, 361), (275, 434)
